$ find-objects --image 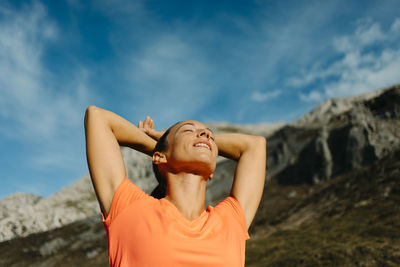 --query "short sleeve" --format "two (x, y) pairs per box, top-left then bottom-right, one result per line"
(215, 196), (250, 240)
(102, 177), (149, 226)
